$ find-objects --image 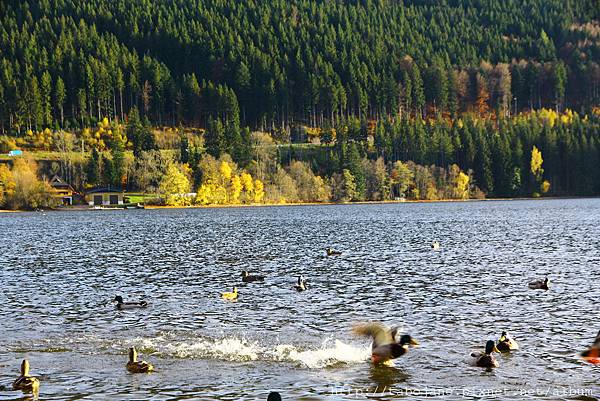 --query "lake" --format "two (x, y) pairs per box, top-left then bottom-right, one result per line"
(0, 199), (599, 400)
